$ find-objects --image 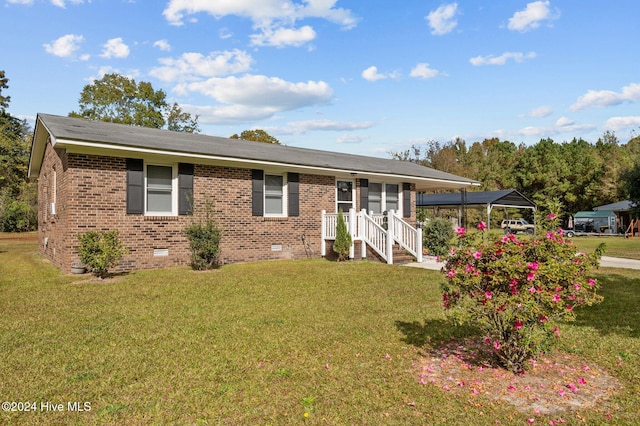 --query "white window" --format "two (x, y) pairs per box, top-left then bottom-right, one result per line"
(50, 170), (57, 215)
(146, 164), (177, 215)
(369, 183), (383, 214)
(264, 174), (286, 216)
(368, 182), (400, 215)
(385, 184), (399, 212)
(336, 180), (355, 213)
